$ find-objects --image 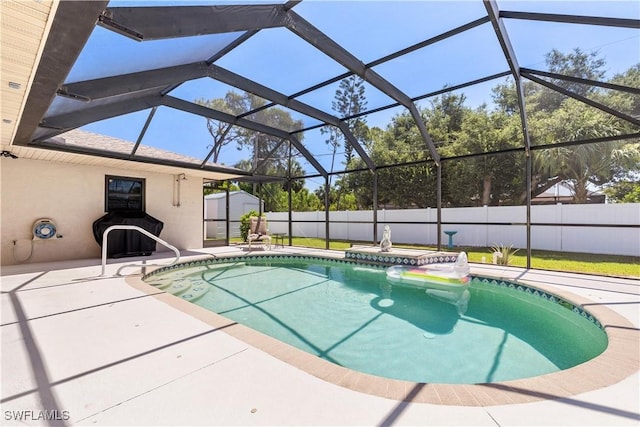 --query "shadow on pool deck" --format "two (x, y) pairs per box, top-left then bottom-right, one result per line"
(1, 246), (638, 426)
